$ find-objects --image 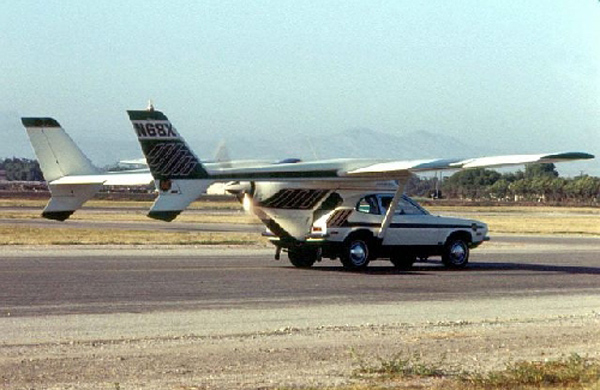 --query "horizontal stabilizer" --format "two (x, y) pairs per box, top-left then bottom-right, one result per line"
(42, 183), (104, 221)
(147, 179), (212, 221)
(49, 172), (153, 186)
